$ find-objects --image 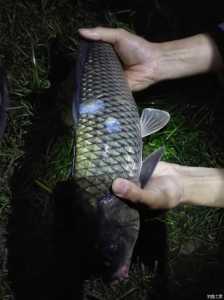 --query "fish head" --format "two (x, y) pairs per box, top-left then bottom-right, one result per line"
(96, 192), (140, 282)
